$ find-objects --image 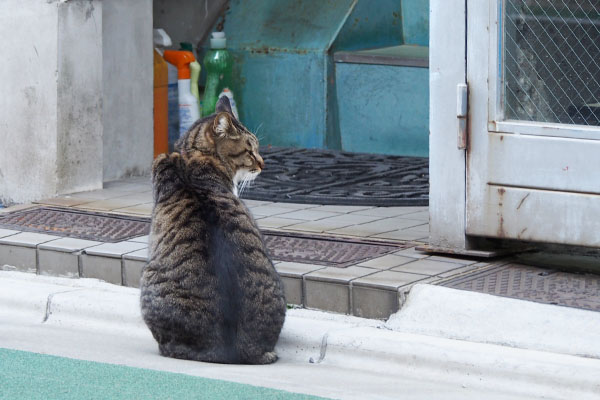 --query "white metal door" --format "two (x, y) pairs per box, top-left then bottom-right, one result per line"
(466, 0), (600, 247)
